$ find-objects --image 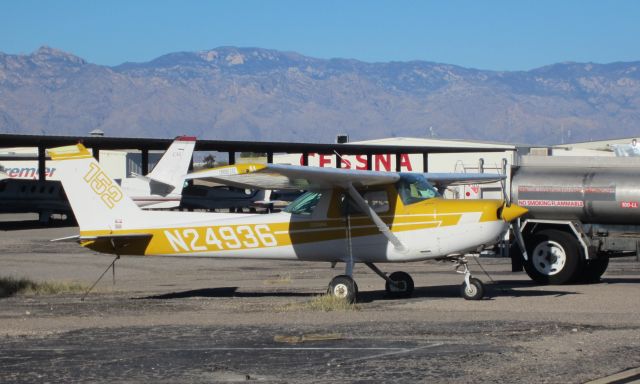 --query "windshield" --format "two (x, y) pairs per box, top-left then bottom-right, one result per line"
(397, 174), (440, 205)
(284, 191), (322, 215)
